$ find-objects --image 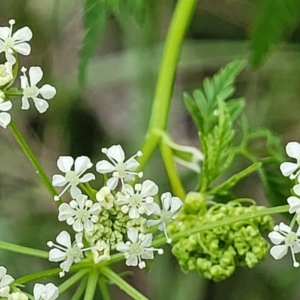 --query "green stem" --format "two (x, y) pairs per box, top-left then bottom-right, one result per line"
(152, 204), (289, 247)
(99, 276), (112, 300)
(139, 0), (197, 169)
(160, 142), (185, 199)
(101, 267), (149, 300)
(59, 269), (89, 294)
(15, 268), (62, 284)
(71, 278), (88, 300)
(84, 269), (99, 300)
(9, 121), (57, 198)
(0, 240), (48, 259)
